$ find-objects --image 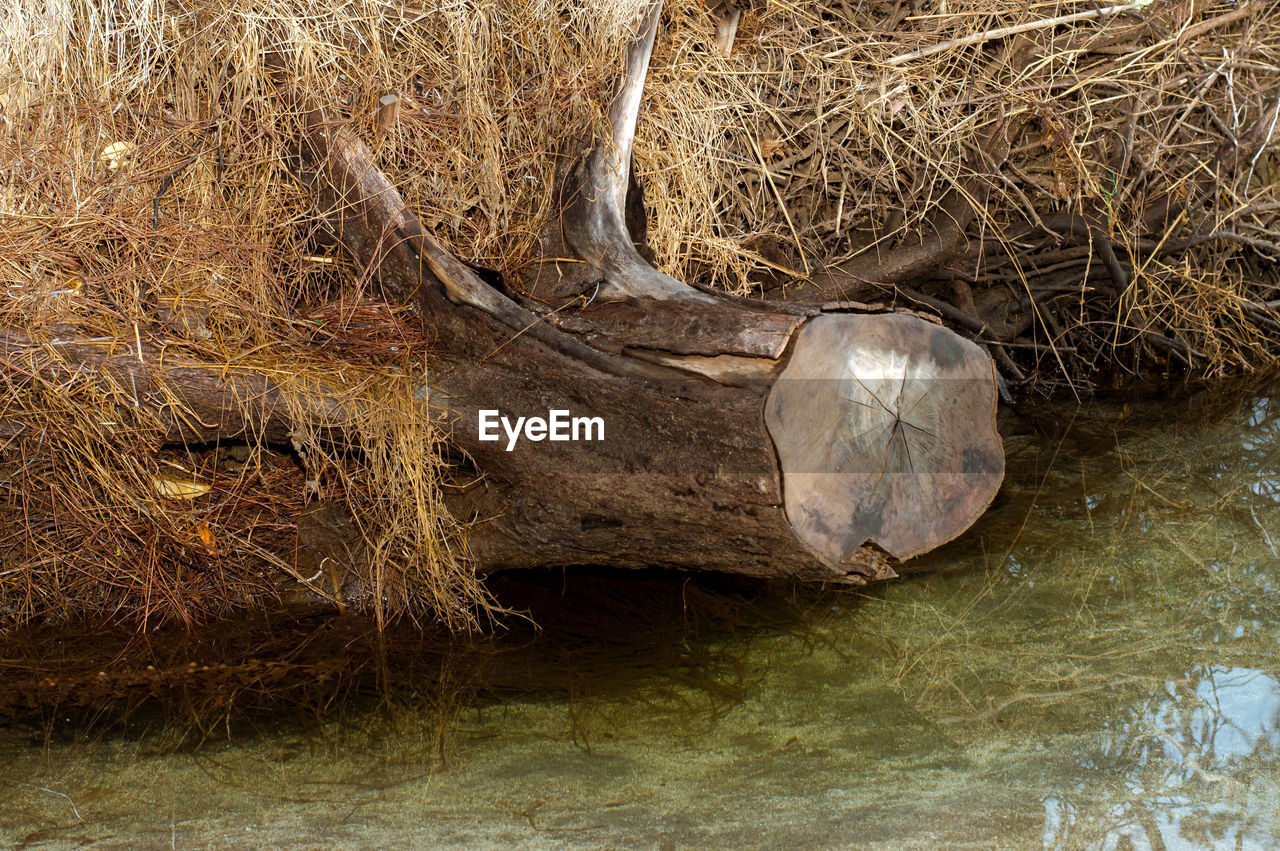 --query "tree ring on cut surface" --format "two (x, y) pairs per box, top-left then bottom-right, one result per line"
(765, 313), (1004, 564)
